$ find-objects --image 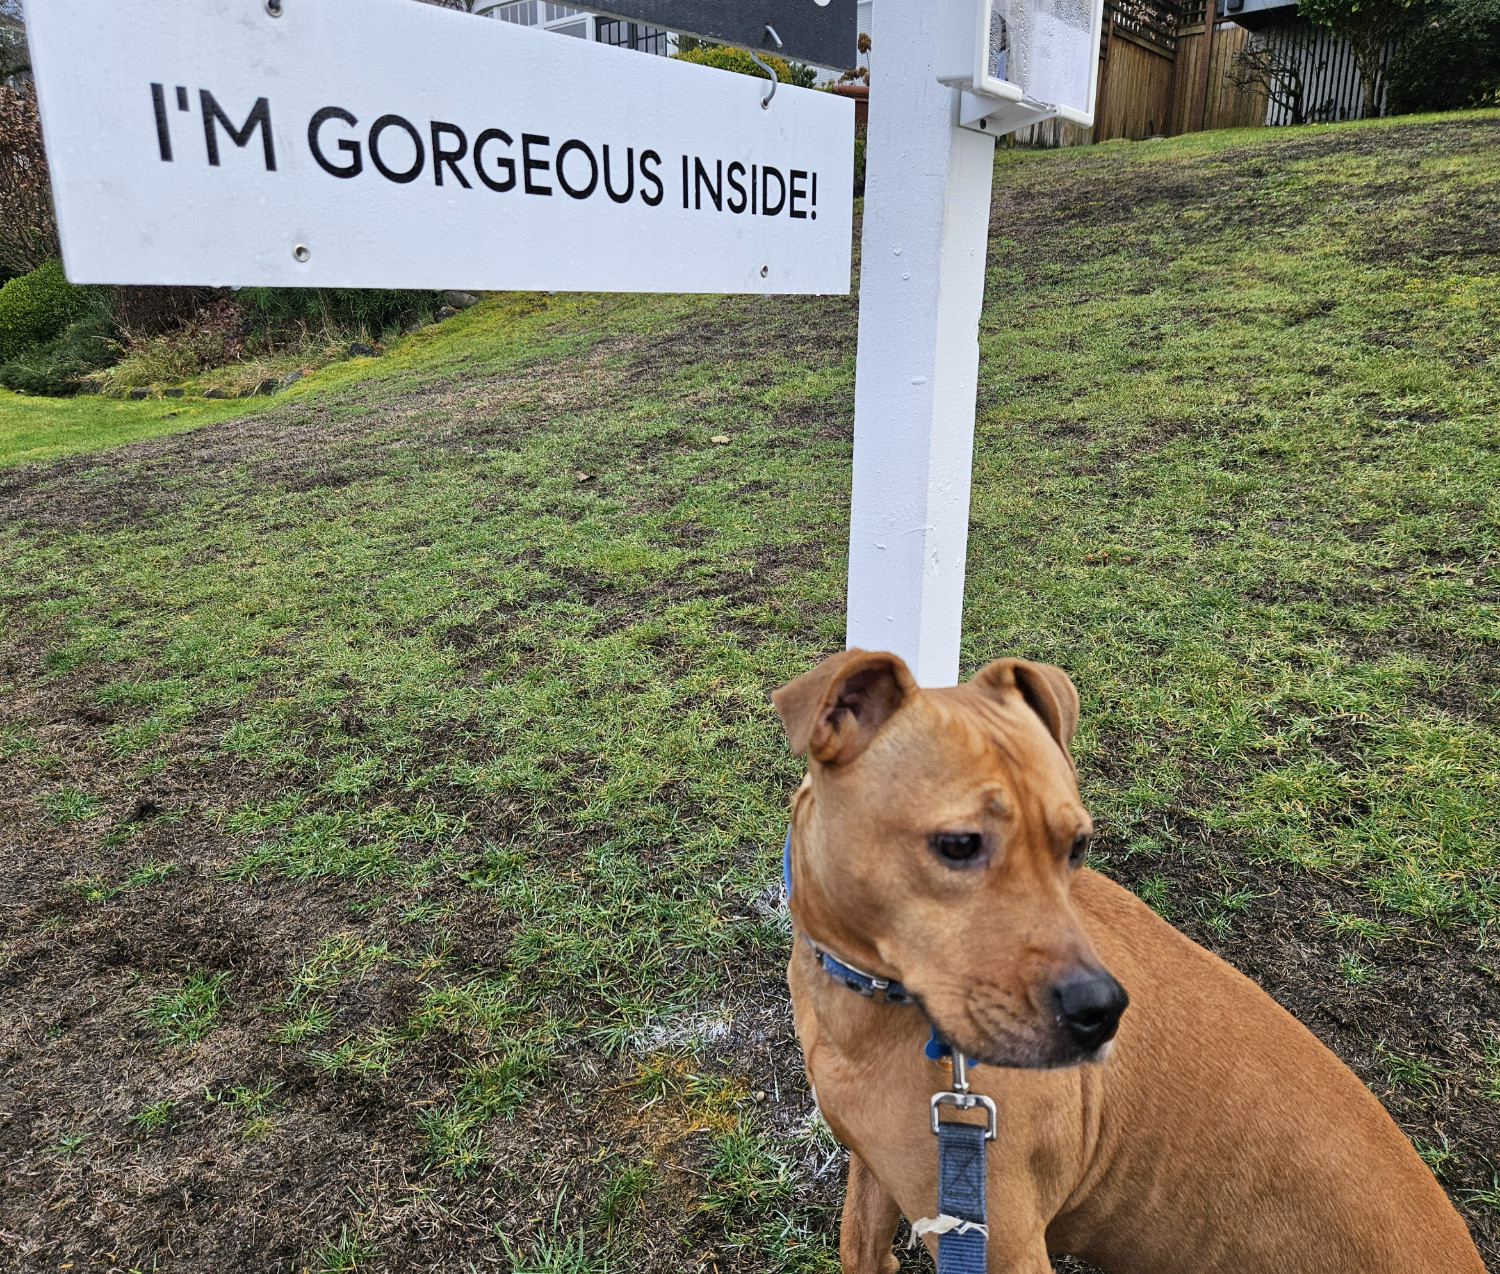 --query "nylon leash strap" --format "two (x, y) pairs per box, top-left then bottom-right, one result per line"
(927, 1051), (996, 1274)
(936, 1120), (989, 1274)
